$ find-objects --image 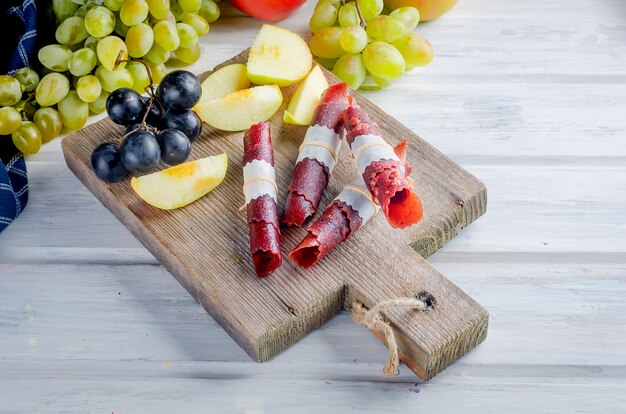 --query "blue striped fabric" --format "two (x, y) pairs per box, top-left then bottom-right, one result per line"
(1, 0), (36, 233)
